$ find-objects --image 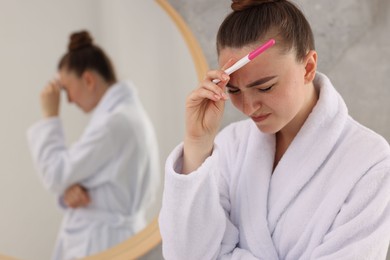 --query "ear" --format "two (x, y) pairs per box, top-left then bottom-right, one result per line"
(81, 70), (96, 91)
(303, 50), (317, 84)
